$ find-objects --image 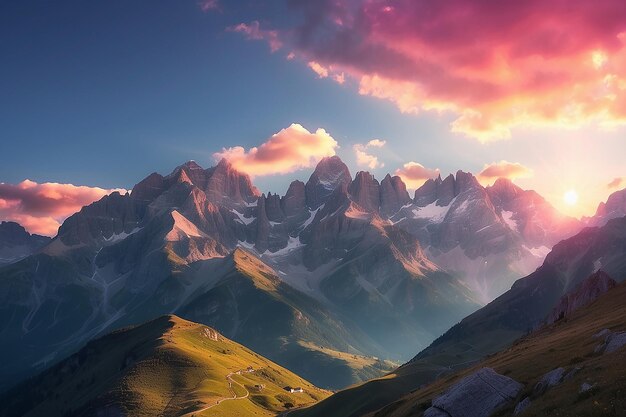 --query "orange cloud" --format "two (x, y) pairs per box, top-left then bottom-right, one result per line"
(395, 162), (440, 189)
(214, 123), (339, 176)
(0, 180), (127, 236)
(353, 139), (386, 169)
(608, 177), (623, 189)
(478, 161), (533, 185)
(234, 1), (626, 141)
